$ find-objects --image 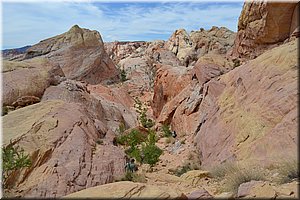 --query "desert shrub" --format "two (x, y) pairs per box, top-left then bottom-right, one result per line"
(120, 69), (127, 82)
(96, 139), (103, 145)
(141, 144), (162, 166)
(233, 58), (241, 68)
(209, 162), (239, 179)
(2, 145), (32, 187)
(117, 122), (126, 134)
(125, 146), (142, 163)
(116, 129), (146, 147)
(134, 98), (154, 128)
(147, 129), (158, 145)
(224, 167), (266, 194)
(117, 128), (162, 166)
(2, 106), (9, 116)
(162, 124), (172, 137)
(277, 159), (299, 184)
(174, 164), (193, 177)
(173, 160), (200, 177)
